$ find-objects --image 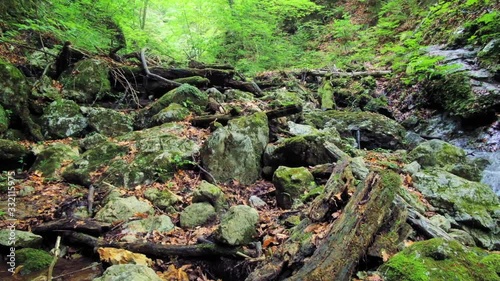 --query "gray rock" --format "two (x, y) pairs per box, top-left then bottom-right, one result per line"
(79, 133), (107, 150)
(351, 156), (369, 180)
(249, 195), (267, 209)
(429, 214), (451, 232)
(123, 215), (174, 234)
(448, 229), (476, 247)
(93, 264), (162, 281)
(180, 202), (216, 228)
(287, 121), (319, 136)
(0, 230), (42, 248)
(215, 205), (259, 246)
(95, 196), (154, 223)
(85, 107), (133, 137)
(402, 161), (421, 175)
(41, 99), (87, 139)
(201, 112), (269, 184)
(0, 139), (31, 170)
(192, 181), (226, 211)
(18, 186), (35, 197)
